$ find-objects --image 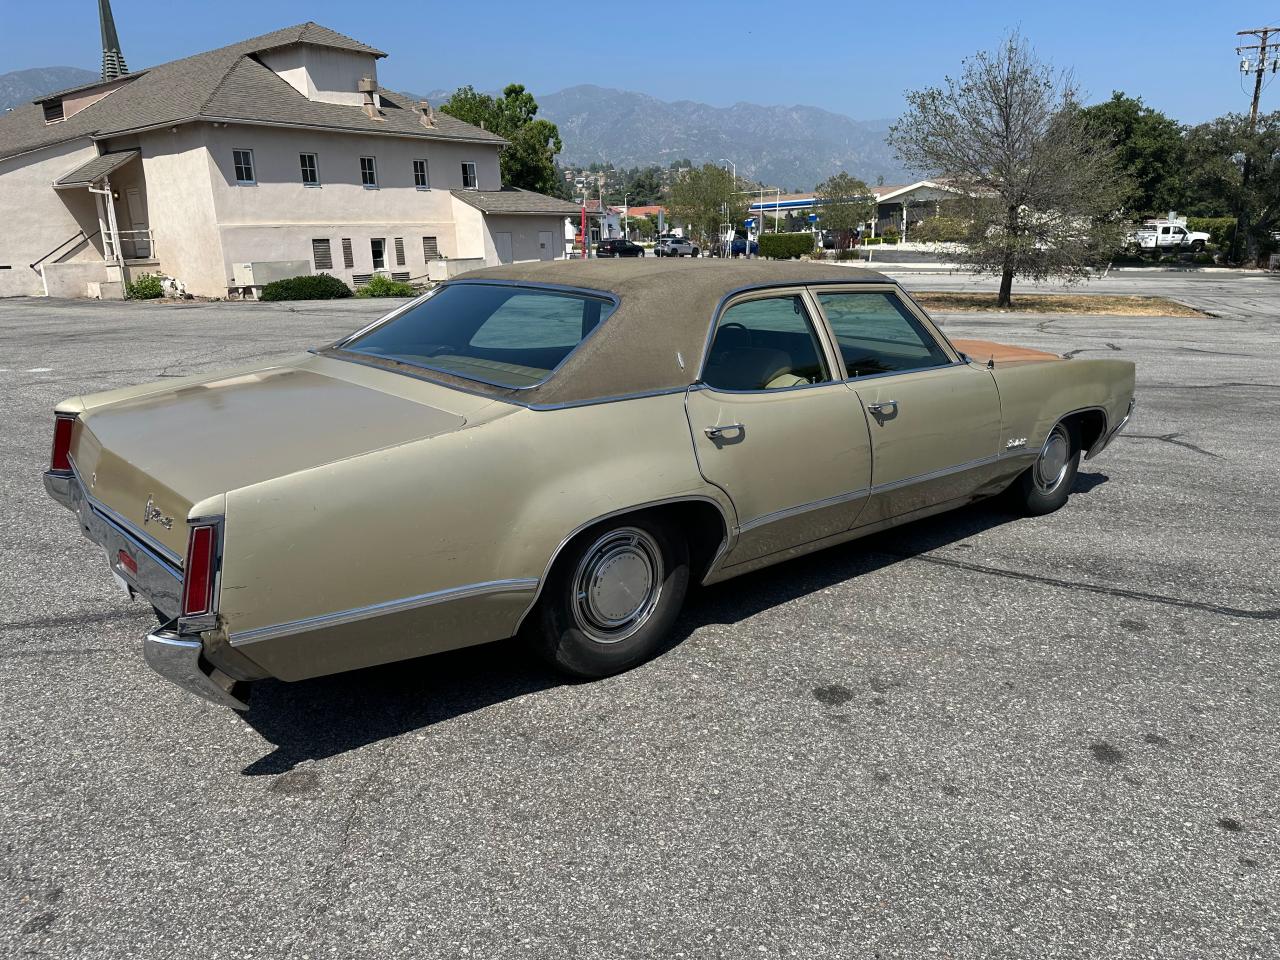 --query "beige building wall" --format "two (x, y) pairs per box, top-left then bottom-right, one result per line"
(480, 214), (569, 264)
(0, 139), (104, 297)
(136, 125), (226, 296)
(259, 46), (380, 107)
